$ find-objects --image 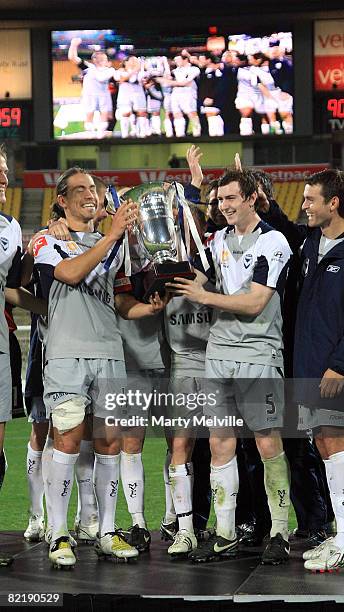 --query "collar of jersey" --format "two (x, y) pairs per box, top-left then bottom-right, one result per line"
(225, 220), (264, 235)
